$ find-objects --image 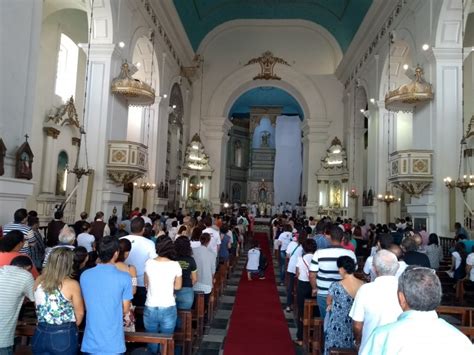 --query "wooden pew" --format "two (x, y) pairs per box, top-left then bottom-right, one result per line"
(302, 299), (324, 354)
(192, 292), (205, 339)
(15, 324), (175, 355)
(457, 326), (474, 342)
(436, 305), (472, 326)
